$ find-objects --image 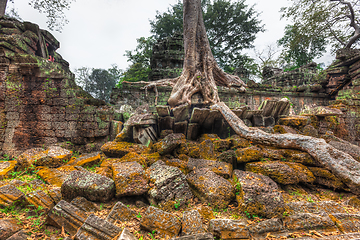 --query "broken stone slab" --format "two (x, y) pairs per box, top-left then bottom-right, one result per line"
(287, 201), (326, 215)
(0, 161), (17, 180)
(242, 110), (263, 120)
(61, 170), (115, 202)
(158, 116), (175, 132)
(171, 233), (214, 240)
(0, 184), (25, 207)
(233, 170), (286, 219)
(140, 206), (181, 238)
(48, 187), (62, 203)
(301, 106), (343, 117)
(217, 150), (237, 168)
(202, 110), (222, 129)
(117, 228), (137, 240)
(156, 105), (171, 117)
(106, 201), (136, 224)
(34, 146), (73, 168)
(309, 167), (345, 190)
(246, 218), (285, 239)
(146, 160), (193, 207)
(182, 210), (206, 236)
(245, 161), (315, 185)
(208, 219), (250, 240)
(186, 168), (235, 208)
(199, 140), (215, 159)
(101, 141), (145, 158)
(74, 214), (121, 240)
(331, 213), (360, 233)
(271, 98), (291, 118)
(5, 229), (28, 240)
(189, 108), (210, 125)
(328, 140), (360, 162)
(70, 197), (98, 212)
(278, 116), (310, 129)
(232, 106), (247, 118)
(259, 100), (278, 117)
(46, 200), (88, 236)
(112, 161), (149, 198)
(283, 213), (337, 233)
(133, 126), (157, 147)
(26, 190), (55, 213)
(174, 121), (188, 135)
(172, 103), (190, 122)
(187, 123), (199, 140)
(186, 158), (233, 179)
(17, 148), (46, 171)
(66, 152), (101, 168)
(235, 146), (262, 163)
(154, 133), (185, 156)
(0, 219), (22, 240)
(36, 167), (67, 187)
